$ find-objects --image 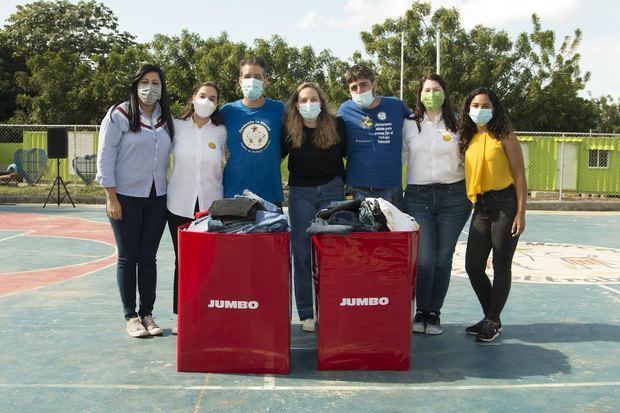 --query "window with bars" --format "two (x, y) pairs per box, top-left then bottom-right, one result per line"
(588, 149), (609, 168)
